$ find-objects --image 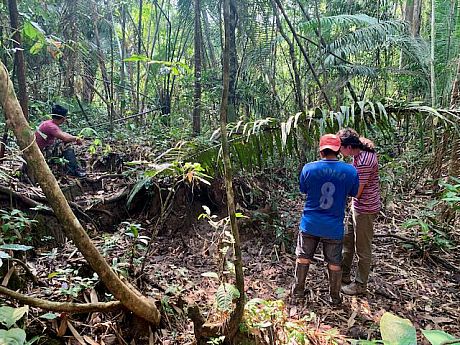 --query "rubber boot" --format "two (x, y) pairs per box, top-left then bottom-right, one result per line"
(328, 268), (343, 305)
(291, 262), (309, 301)
(63, 147), (86, 177)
